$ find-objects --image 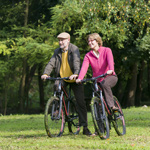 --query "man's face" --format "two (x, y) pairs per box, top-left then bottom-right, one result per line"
(58, 38), (70, 50)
